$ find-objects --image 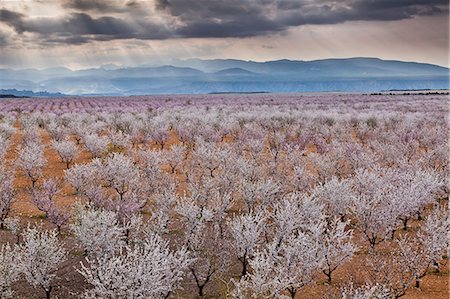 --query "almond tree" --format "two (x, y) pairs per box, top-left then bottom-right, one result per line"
(417, 205), (449, 272)
(238, 179), (280, 212)
(165, 144), (186, 174)
(390, 169), (442, 230)
(134, 149), (171, 196)
(209, 191), (235, 238)
(187, 231), (229, 298)
(64, 162), (99, 195)
(31, 178), (69, 233)
(270, 193), (325, 250)
(107, 129), (131, 150)
(193, 142), (230, 178)
(234, 194), (325, 298)
(51, 139), (79, 169)
(175, 194), (230, 297)
(290, 164), (316, 193)
(77, 233), (192, 299)
(174, 124), (195, 146)
(17, 227), (67, 299)
(46, 121), (68, 141)
(242, 135), (266, 161)
(84, 134), (109, 158)
(227, 211), (266, 277)
(0, 243), (21, 299)
(232, 246), (284, 298)
(16, 143), (47, 189)
(396, 236), (430, 289)
(366, 252), (413, 298)
(351, 193), (396, 254)
(21, 120), (41, 148)
(69, 122), (88, 145)
(351, 168), (398, 253)
(101, 153), (141, 201)
(148, 187), (178, 235)
(70, 205), (125, 256)
(309, 152), (340, 183)
(318, 217), (357, 283)
(92, 153), (148, 226)
(236, 232), (321, 299)
(149, 125), (170, 149)
(0, 166), (14, 229)
(312, 176), (354, 221)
